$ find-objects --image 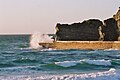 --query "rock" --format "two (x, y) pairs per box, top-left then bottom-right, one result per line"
(56, 19), (103, 41)
(113, 7), (120, 40)
(55, 7), (120, 41)
(102, 18), (119, 41)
